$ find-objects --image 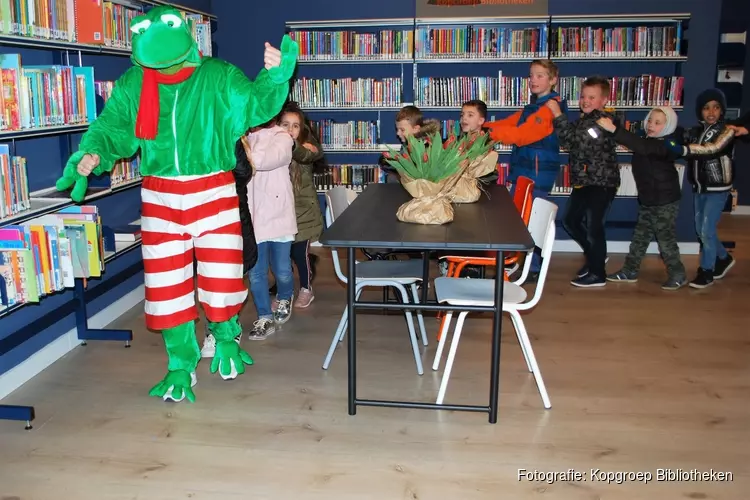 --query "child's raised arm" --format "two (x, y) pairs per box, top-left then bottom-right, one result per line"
(596, 116), (685, 160)
(546, 99), (575, 149)
(485, 106), (555, 147)
(685, 128), (736, 158)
